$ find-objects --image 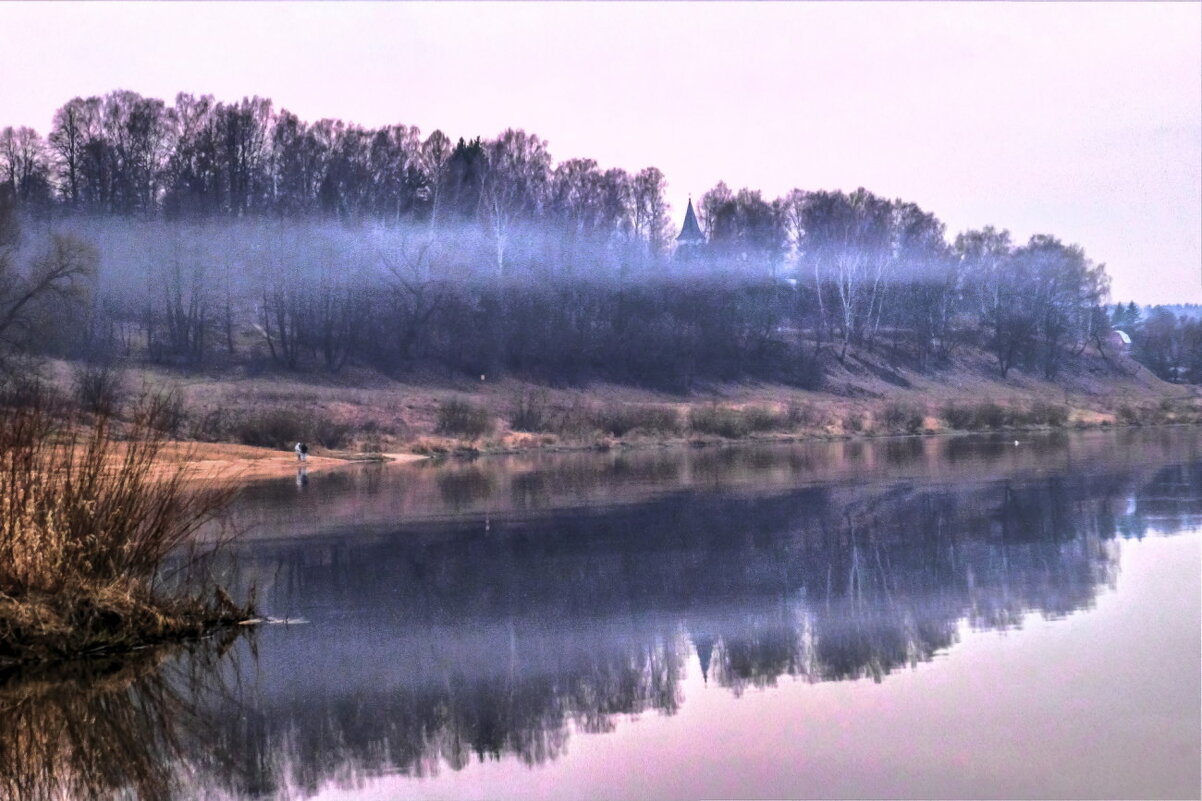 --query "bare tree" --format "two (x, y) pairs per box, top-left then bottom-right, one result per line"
(633, 167), (671, 261)
(481, 129), (550, 278)
(421, 130), (453, 237)
(797, 189), (892, 361)
(376, 234), (454, 366)
(48, 98), (97, 208)
(0, 127), (51, 206)
(0, 202), (96, 358)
